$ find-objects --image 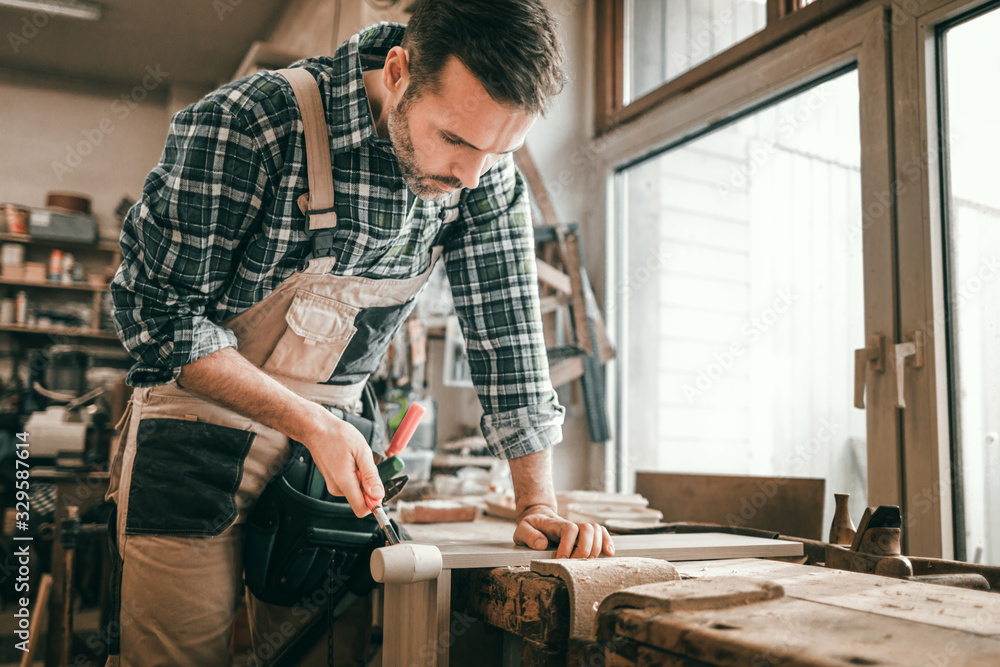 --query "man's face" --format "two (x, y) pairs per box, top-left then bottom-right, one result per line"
(388, 56), (536, 201)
